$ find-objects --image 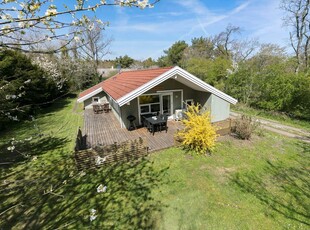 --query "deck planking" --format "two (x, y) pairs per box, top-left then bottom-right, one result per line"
(83, 109), (184, 152)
